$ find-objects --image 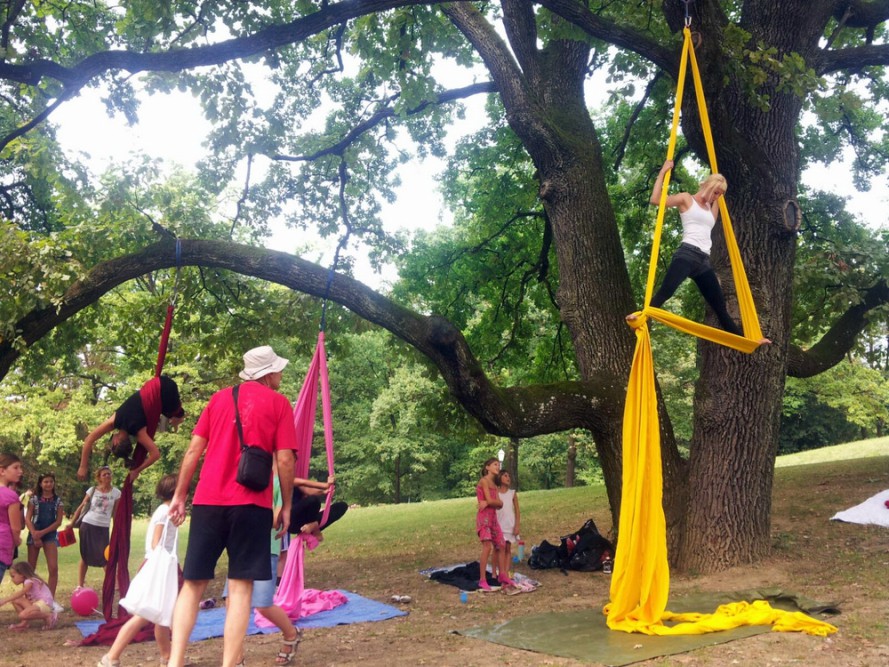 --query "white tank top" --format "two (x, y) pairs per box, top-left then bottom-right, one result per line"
(496, 489), (516, 537)
(679, 197), (716, 254)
